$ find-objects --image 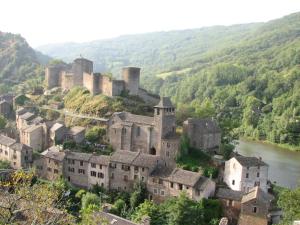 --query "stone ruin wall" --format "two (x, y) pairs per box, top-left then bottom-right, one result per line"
(111, 80), (125, 96)
(60, 71), (74, 90)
